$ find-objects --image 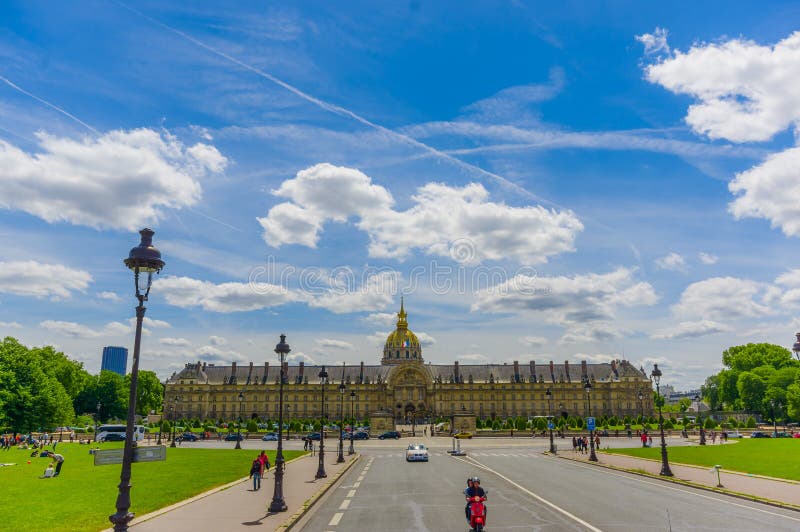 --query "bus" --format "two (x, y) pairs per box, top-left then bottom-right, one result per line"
(95, 424), (146, 442)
